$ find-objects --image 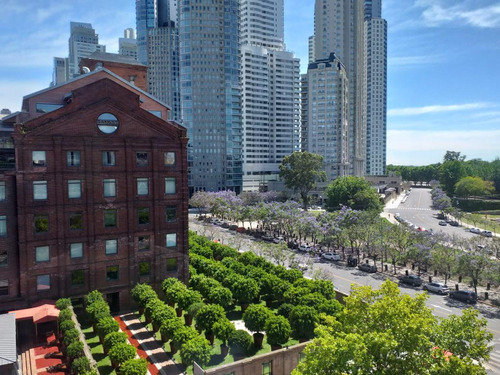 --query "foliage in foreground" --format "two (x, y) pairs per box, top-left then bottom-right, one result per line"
(292, 280), (492, 375)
